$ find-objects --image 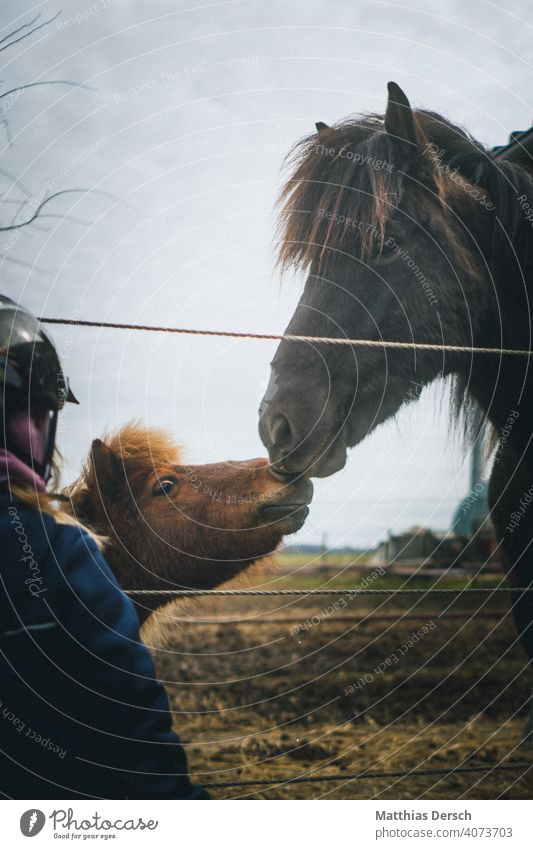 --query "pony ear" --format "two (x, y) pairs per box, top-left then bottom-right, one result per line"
(315, 121), (329, 132)
(91, 439), (122, 490)
(384, 82), (418, 150)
